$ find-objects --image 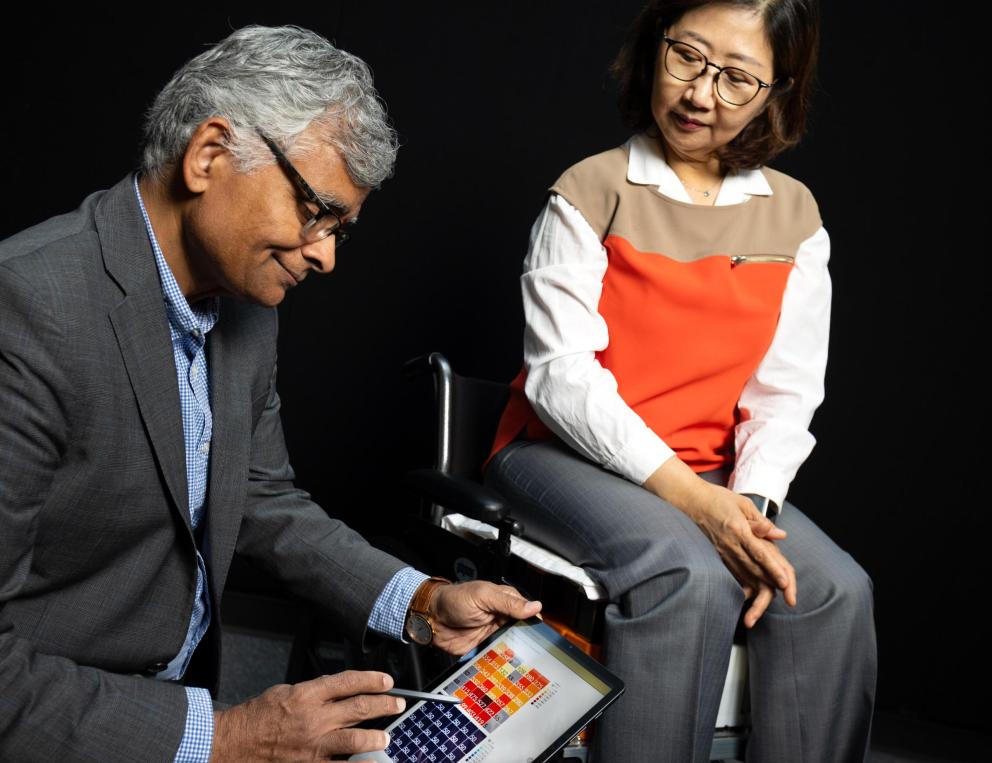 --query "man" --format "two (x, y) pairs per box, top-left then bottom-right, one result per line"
(0, 25), (540, 762)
